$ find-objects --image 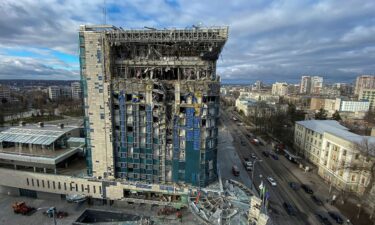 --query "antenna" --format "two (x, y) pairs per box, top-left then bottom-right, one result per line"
(103, 0), (107, 25)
